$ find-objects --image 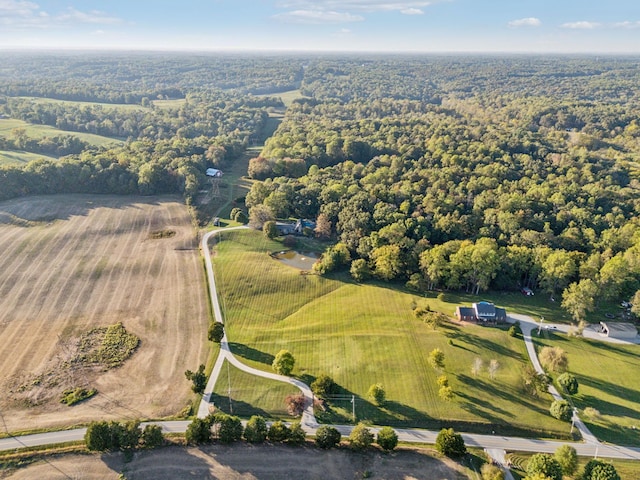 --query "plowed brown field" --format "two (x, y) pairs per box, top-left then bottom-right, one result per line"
(0, 195), (209, 433)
